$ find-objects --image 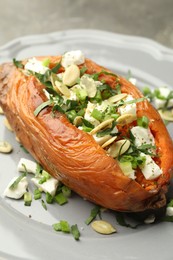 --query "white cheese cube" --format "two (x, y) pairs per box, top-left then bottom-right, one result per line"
(25, 57), (49, 75)
(4, 176), (28, 199)
(131, 126), (155, 148)
(31, 177), (59, 196)
(18, 158), (37, 174)
(118, 95), (136, 116)
(61, 50), (85, 68)
(139, 153), (162, 180)
(84, 102), (100, 126)
(154, 87), (173, 109)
